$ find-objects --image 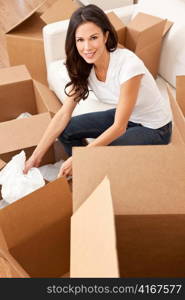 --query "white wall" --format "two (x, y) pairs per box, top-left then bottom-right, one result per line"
(80, 0), (134, 10)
